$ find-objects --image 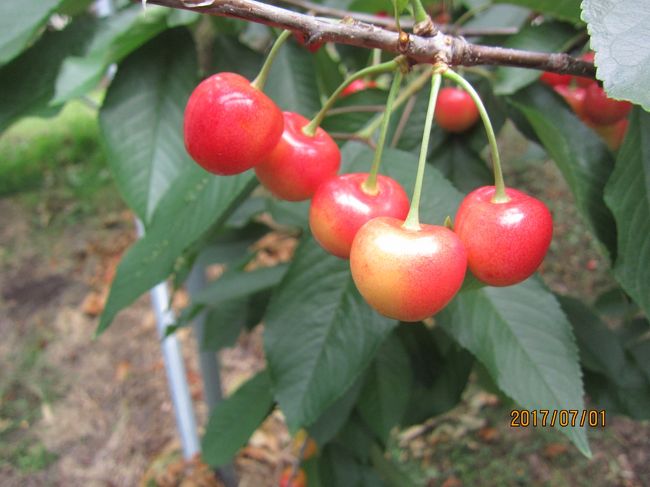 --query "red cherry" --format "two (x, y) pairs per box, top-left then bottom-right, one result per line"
(309, 173), (410, 258)
(583, 83), (632, 125)
(454, 186), (553, 287)
(554, 85), (587, 119)
(255, 112), (340, 201)
(341, 79), (378, 97)
(350, 217), (467, 321)
(293, 31), (323, 53)
(540, 71), (573, 87)
(575, 52), (596, 87)
(183, 73), (284, 175)
(279, 467), (307, 487)
(434, 87), (480, 133)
